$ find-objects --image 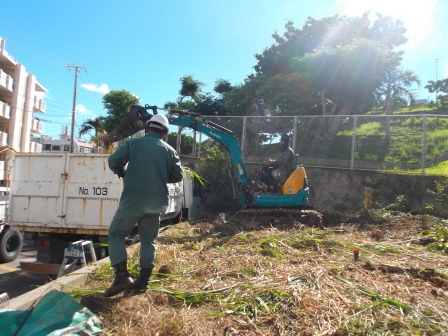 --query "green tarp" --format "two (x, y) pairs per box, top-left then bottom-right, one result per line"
(0, 290), (103, 336)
